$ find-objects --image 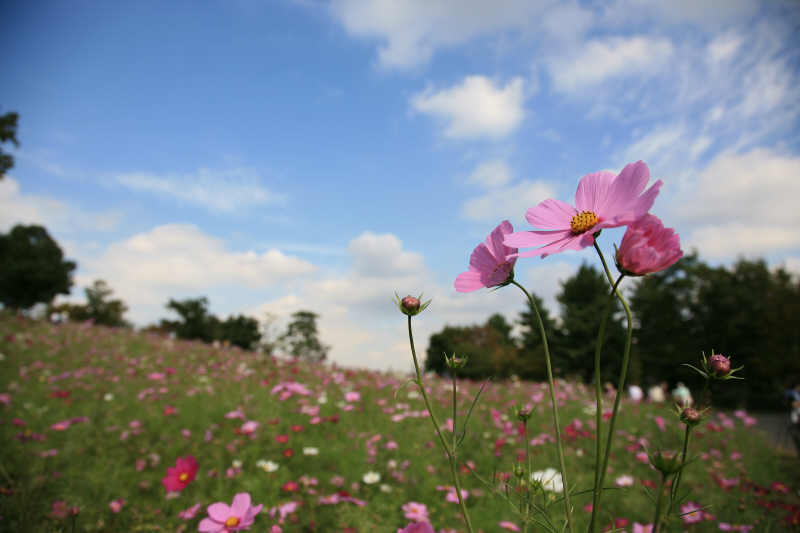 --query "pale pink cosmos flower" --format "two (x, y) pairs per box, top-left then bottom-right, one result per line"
(455, 220), (517, 292)
(109, 499), (125, 513)
(680, 502), (705, 524)
(632, 523), (653, 533)
(402, 501), (430, 522)
(499, 521), (521, 531)
(615, 214), (682, 276)
(199, 493), (263, 532)
(505, 161), (662, 257)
